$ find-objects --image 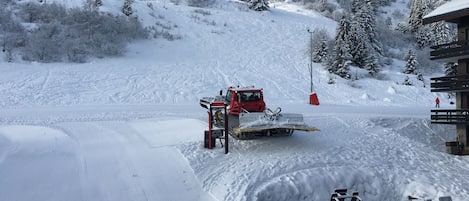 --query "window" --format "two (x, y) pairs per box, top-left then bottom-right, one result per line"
(225, 90), (232, 104)
(239, 92), (261, 102)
